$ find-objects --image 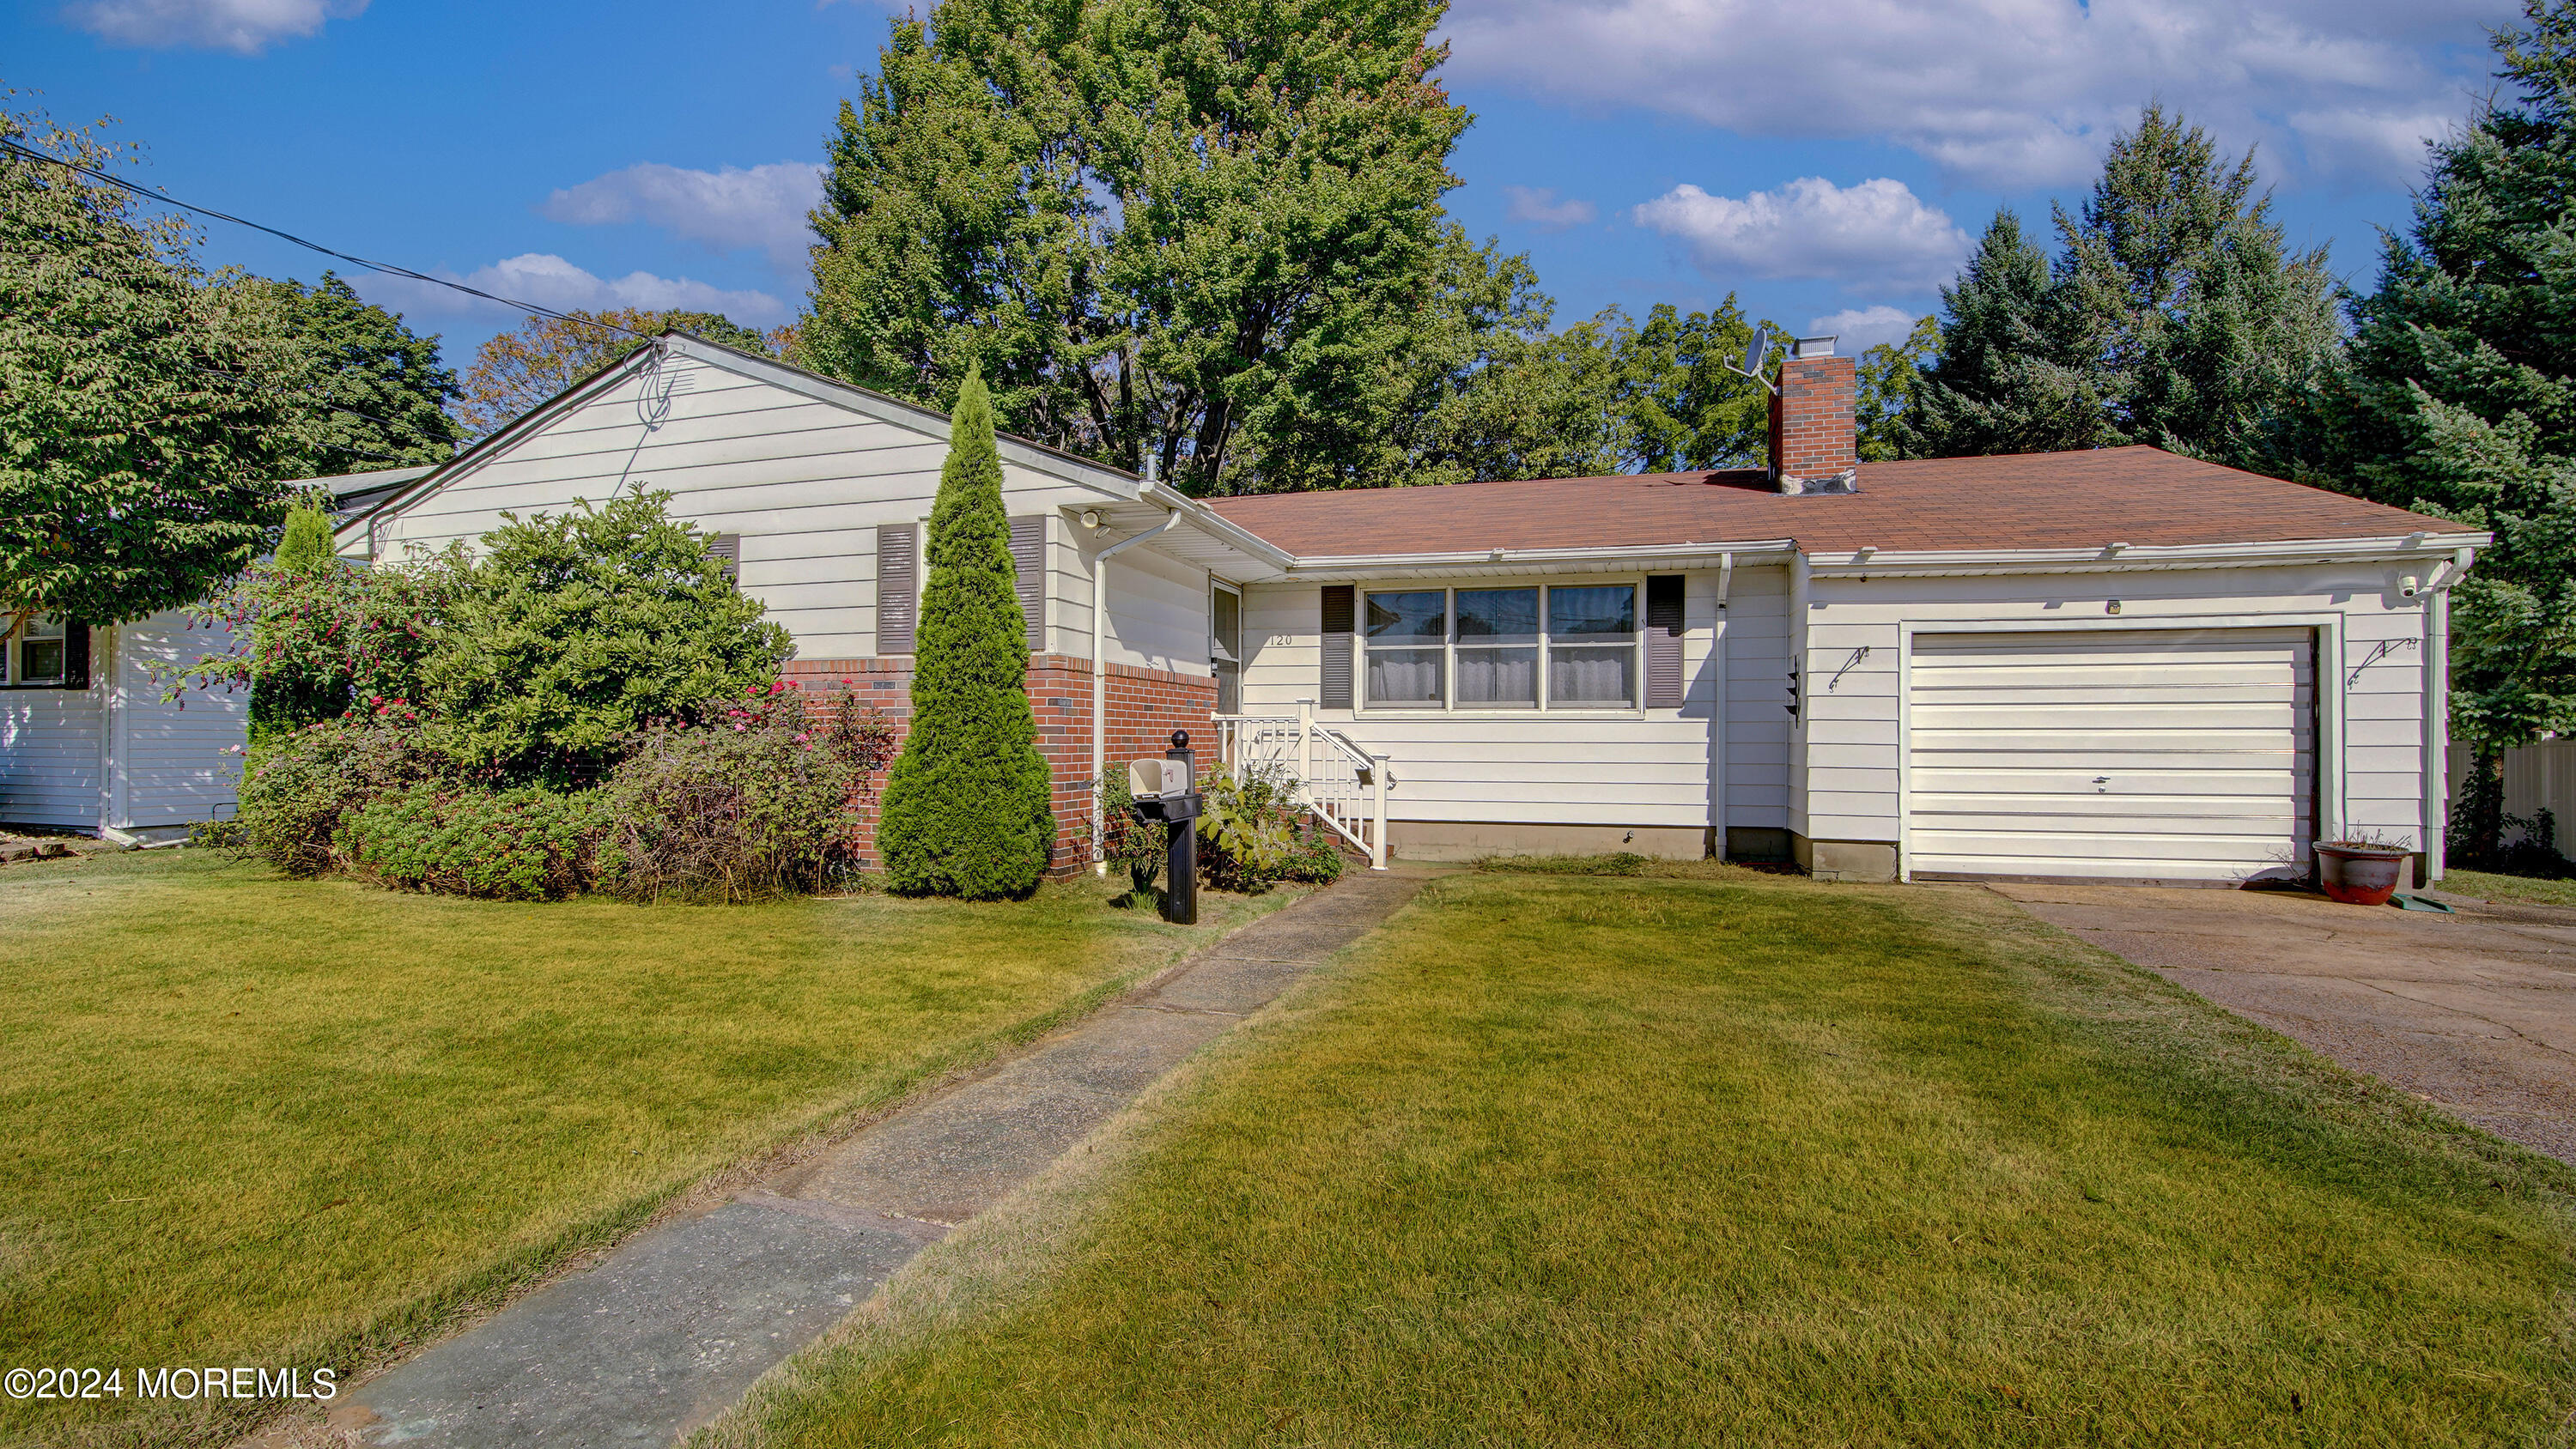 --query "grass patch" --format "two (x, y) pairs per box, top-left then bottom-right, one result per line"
(2444, 866), (2576, 909)
(0, 847), (1282, 1446)
(710, 869), (2576, 1448)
